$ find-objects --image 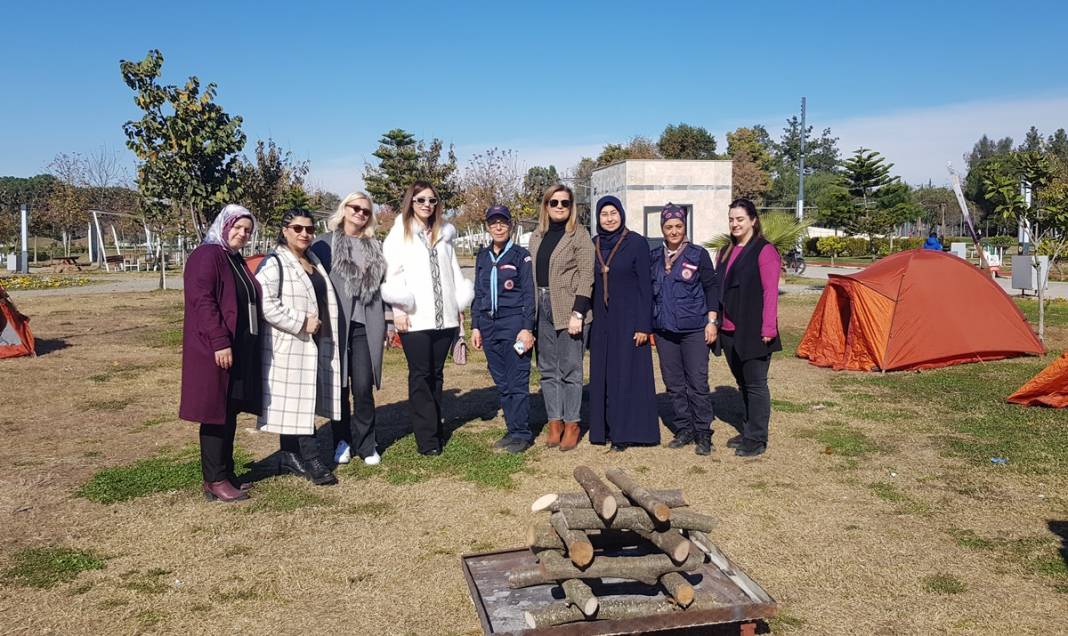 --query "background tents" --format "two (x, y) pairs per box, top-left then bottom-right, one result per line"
(796, 249), (1043, 372)
(1007, 351), (1068, 408)
(0, 280), (35, 359)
